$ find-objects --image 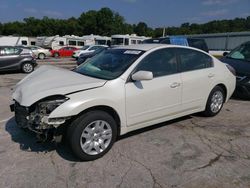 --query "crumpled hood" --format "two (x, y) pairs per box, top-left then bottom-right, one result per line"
(12, 65), (107, 106)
